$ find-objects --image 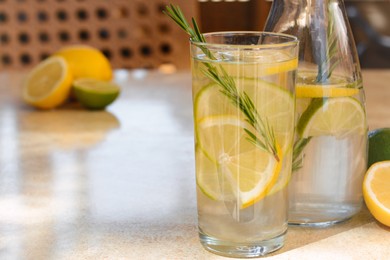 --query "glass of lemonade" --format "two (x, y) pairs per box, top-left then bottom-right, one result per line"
(190, 32), (298, 257)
